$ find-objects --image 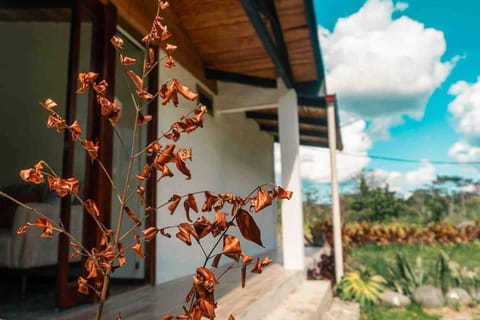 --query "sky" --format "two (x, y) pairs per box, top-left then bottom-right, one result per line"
(276, 0), (480, 197)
